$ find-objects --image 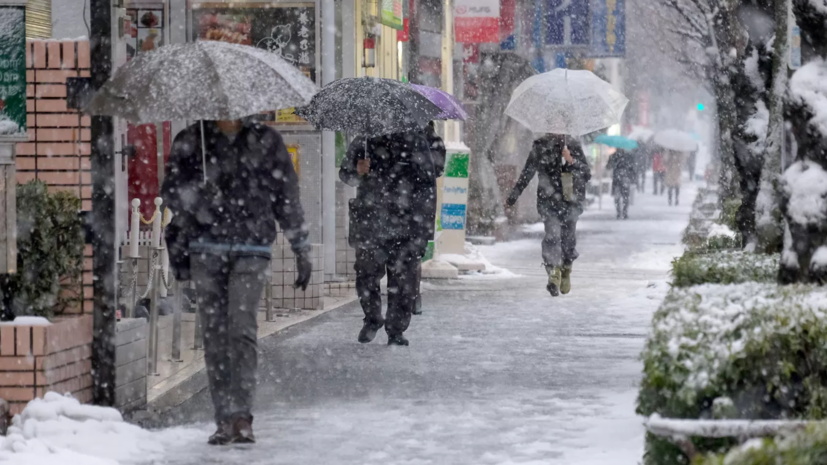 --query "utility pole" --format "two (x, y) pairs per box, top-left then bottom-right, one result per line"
(89, 0), (117, 406)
